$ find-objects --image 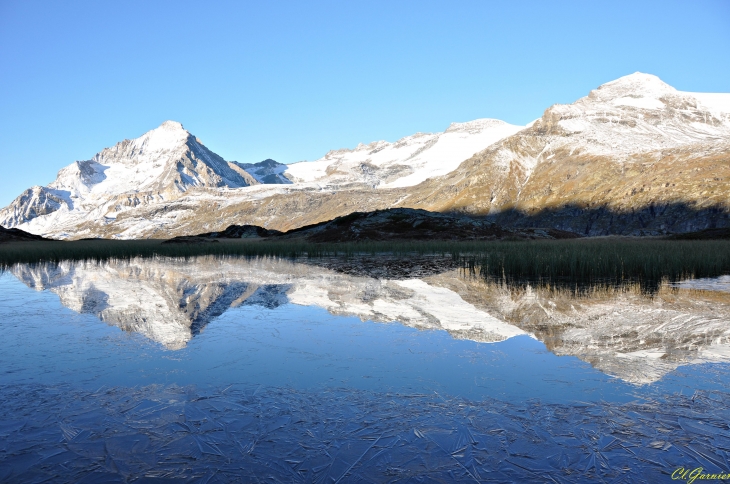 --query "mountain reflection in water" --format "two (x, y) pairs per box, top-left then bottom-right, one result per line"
(11, 256), (730, 384)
